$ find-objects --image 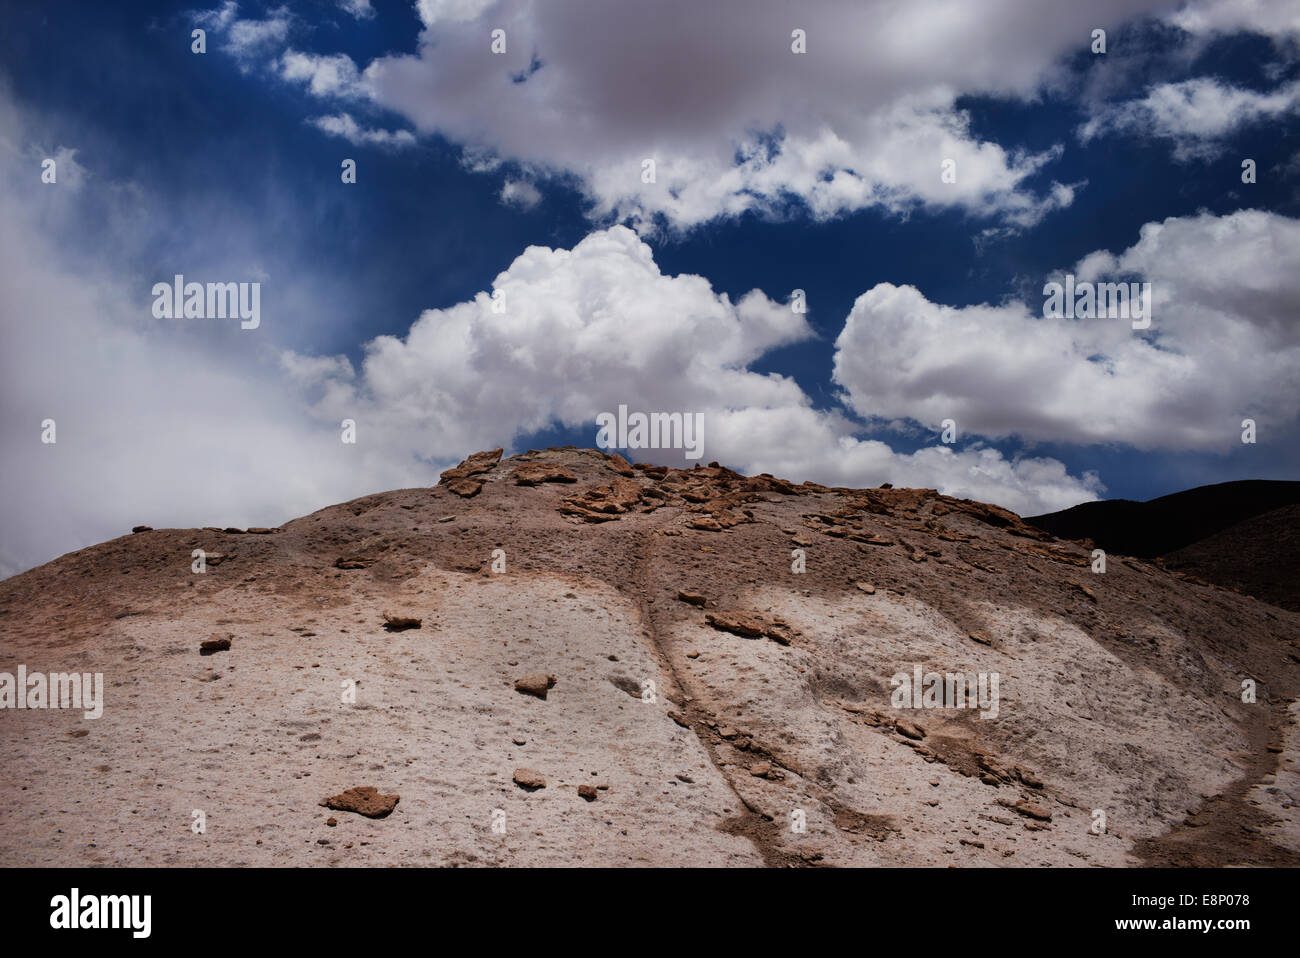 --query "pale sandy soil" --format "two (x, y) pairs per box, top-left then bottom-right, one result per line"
(2, 447), (1297, 866)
